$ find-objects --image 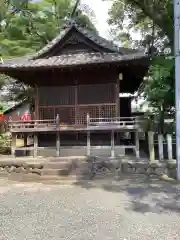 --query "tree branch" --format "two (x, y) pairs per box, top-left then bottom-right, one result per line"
(131, 0), (173, 41)
(71, 0), (80, 19)
(23, 10), (49, 45)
